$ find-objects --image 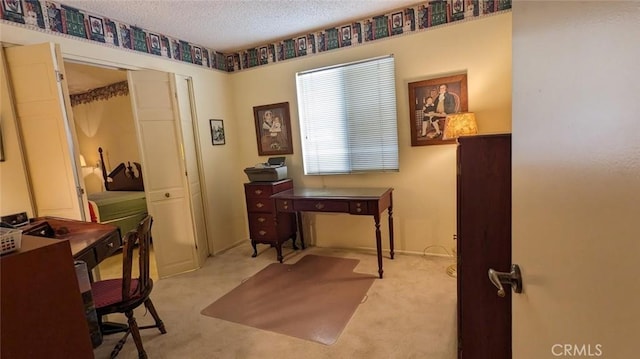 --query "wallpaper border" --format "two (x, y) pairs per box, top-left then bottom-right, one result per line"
(1, 0), (511, 73)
